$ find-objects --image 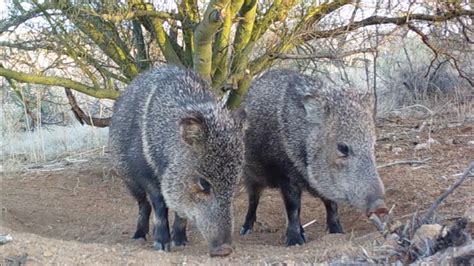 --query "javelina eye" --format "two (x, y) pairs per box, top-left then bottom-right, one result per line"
(337, 143), (350, 157)
(197, 178), (212, 194)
